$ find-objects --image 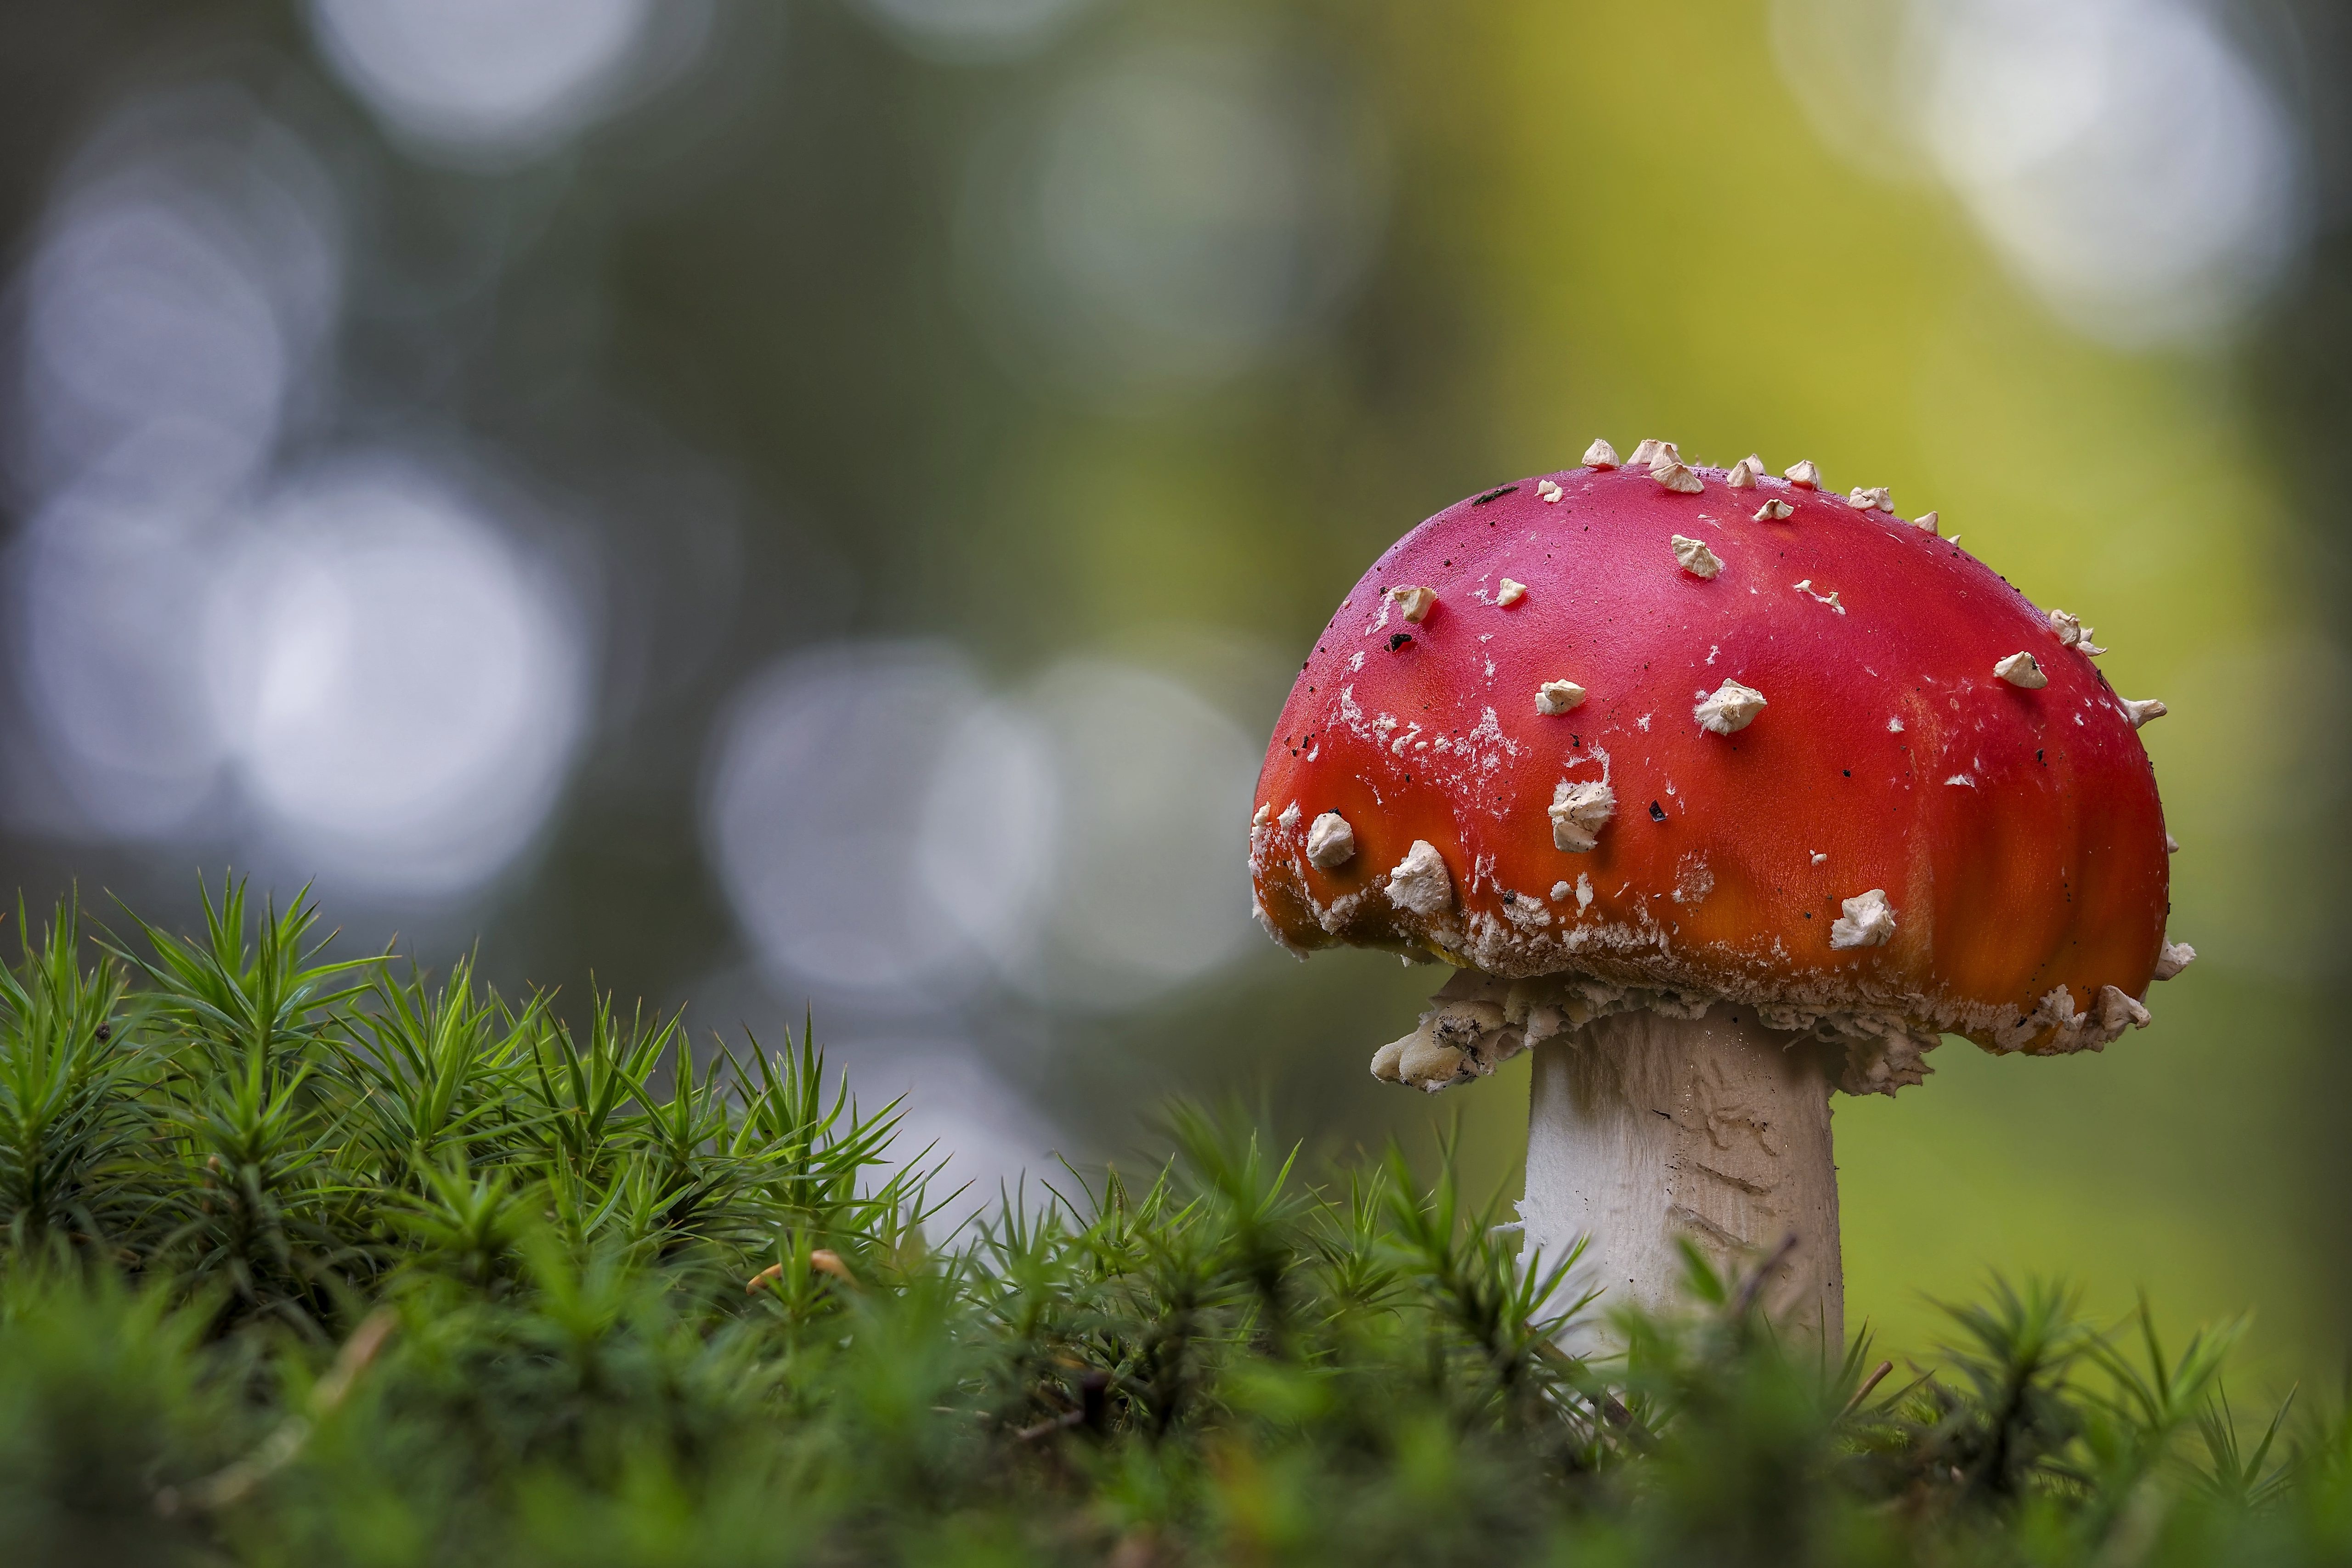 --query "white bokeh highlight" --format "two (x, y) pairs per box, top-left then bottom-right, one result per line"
(917, 698), (1062, 981)
(707, 641), (1263, 1013)
(13, 88), (339, 504)
(6, 93), (329, 841)
(1912, 0), (2300, 345)
(707, 643), (1001, 999)
(941, 660), (1259, 1009)
(1772, 0), (2305, 346)
(8, 445), (244, 838)
(307, 0), (697, 166)
(3, 87), (597, 899)
(205, 461), (590, 897)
